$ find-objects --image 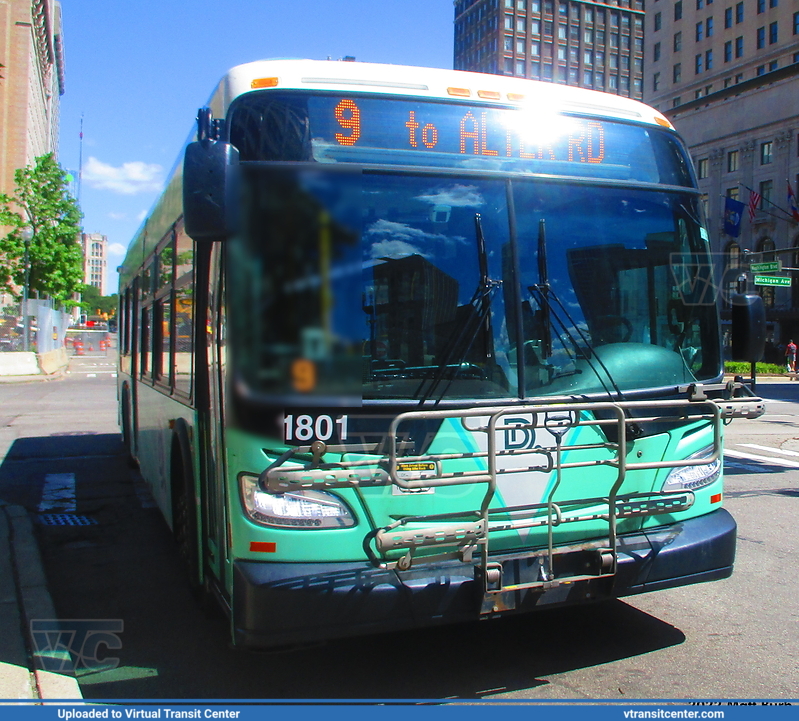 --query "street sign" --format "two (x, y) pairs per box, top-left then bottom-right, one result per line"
(750, 261), (782, 272)
(753, 275), (792, 287)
